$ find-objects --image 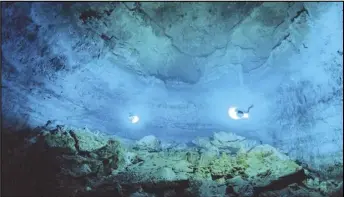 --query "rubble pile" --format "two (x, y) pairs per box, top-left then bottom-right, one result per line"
(2, 126), (343, 197)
